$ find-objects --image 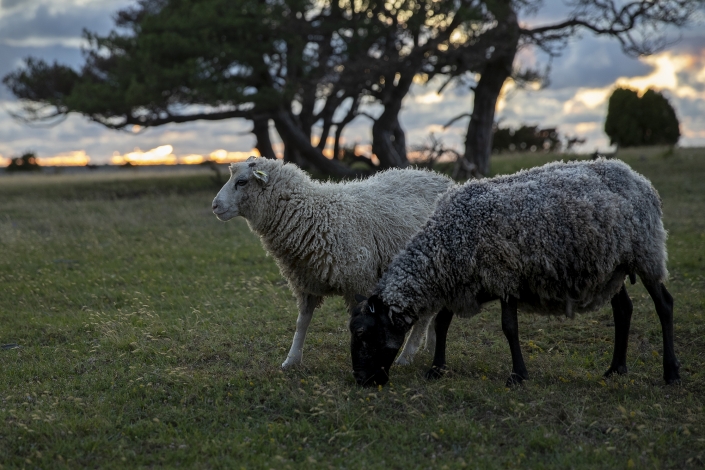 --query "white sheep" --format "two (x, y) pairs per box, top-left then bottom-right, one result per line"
(350, 159), (680, 386)
(212, 156), (454, 368)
